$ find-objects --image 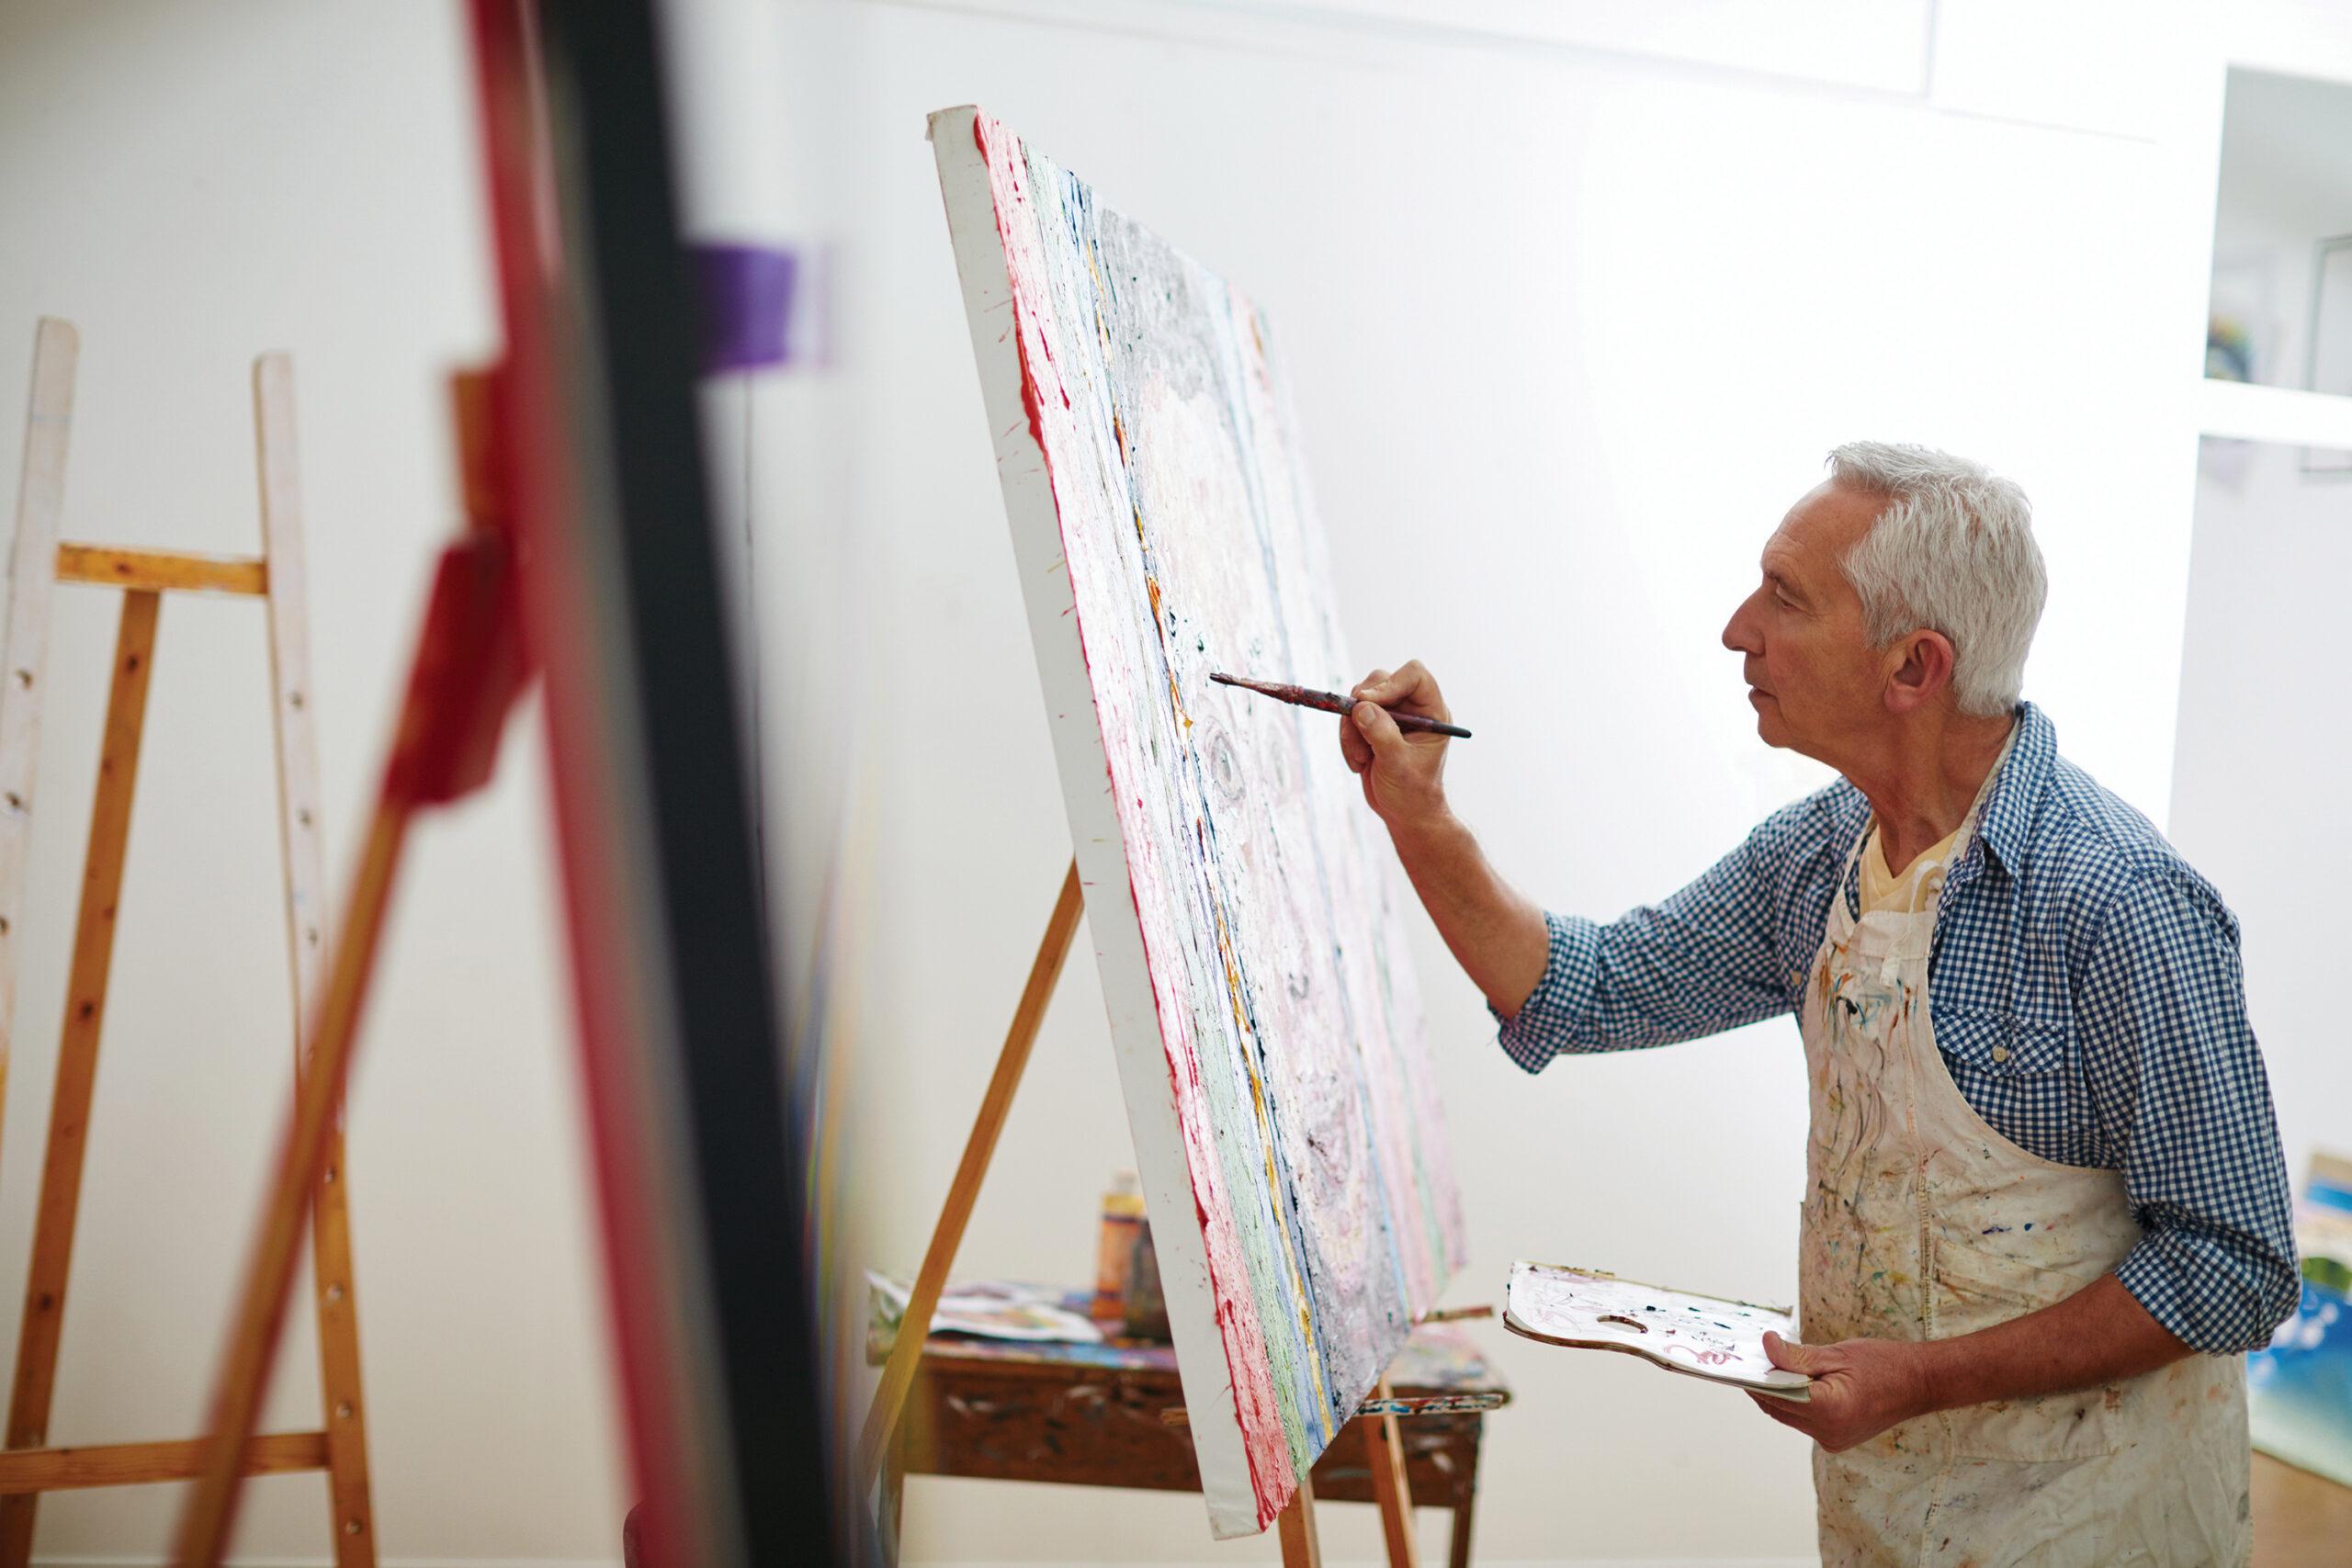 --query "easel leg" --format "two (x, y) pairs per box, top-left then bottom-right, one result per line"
(173, 801), (413, 1567)
(1277, 1472), (1324, 1568)
(1447, 1499), (1475, 1568)
(1363, 1373), (1420, 1568)
(853, 860), (1084, 1494)
(0, 318), (79, 1179)
(0, 588), (160, 1564)
(255, 350), (376, 1564)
